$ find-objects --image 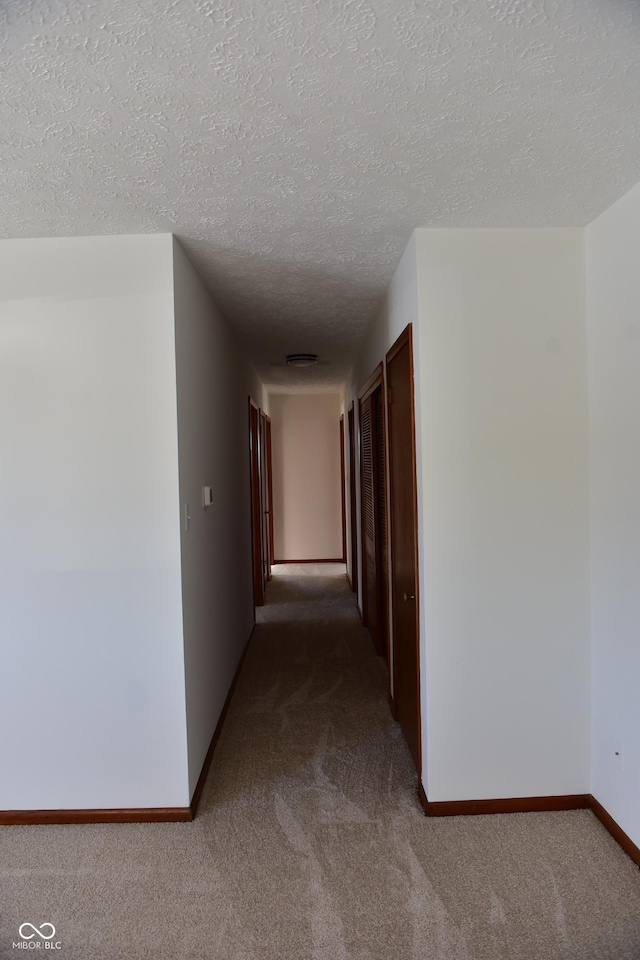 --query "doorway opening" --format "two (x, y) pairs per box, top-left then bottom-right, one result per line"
(249, 340), (421, 779)
(249, 392), (346, 608)
(358, 365), (389, 663)
(249, 398), (274, 607)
